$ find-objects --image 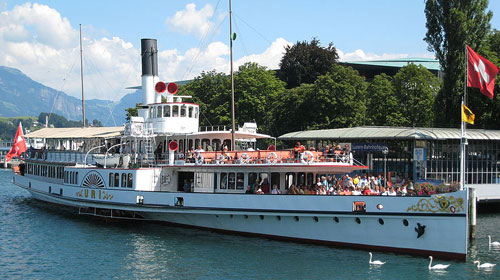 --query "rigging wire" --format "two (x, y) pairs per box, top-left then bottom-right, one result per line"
(182, 0), (223, 80)
(232, 16), (249, 59)
(46, 53), (79, 125)
(233, 13), (273, 45)
(83, 54), (119, 126)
